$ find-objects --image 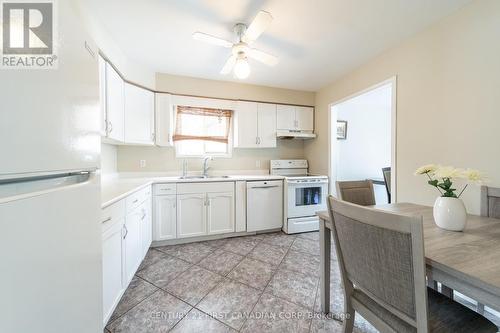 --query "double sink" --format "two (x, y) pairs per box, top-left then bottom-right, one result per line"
(178, 175), (231, 180)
